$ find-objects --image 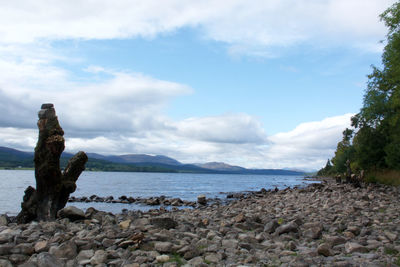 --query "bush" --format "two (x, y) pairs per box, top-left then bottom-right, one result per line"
(366, 170), (400, 186)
